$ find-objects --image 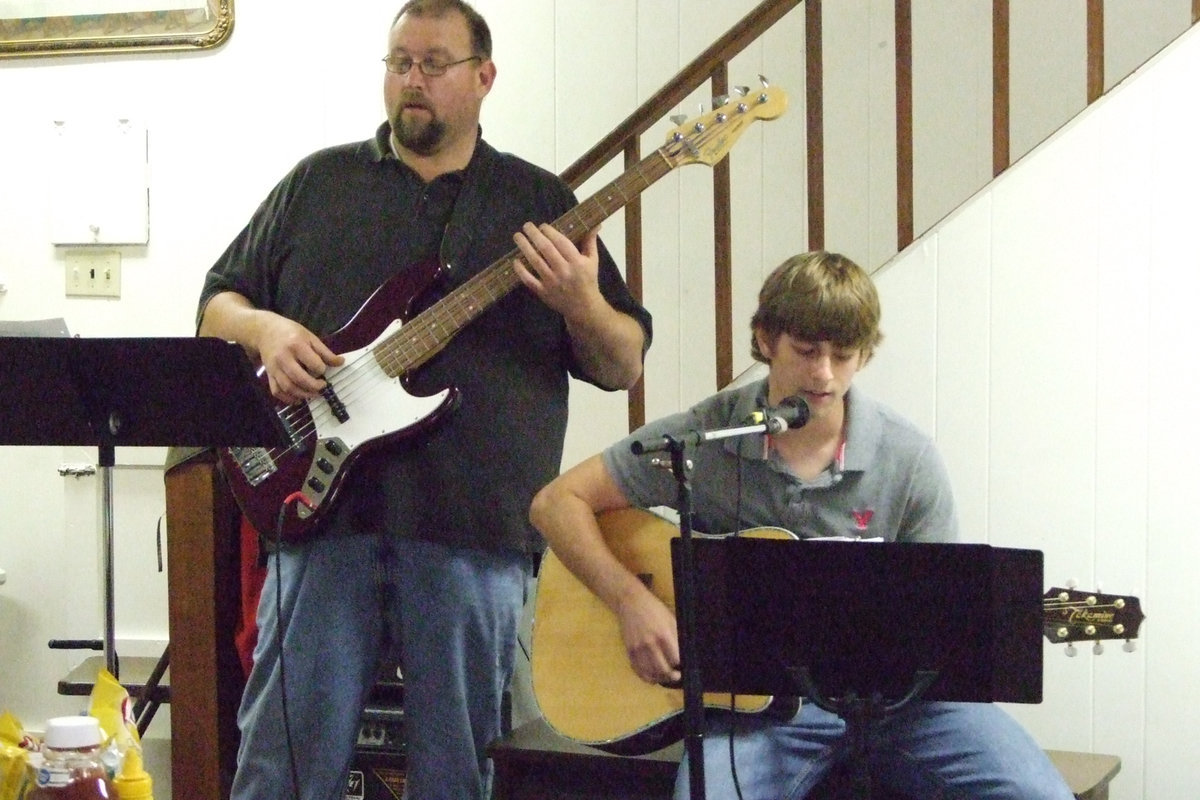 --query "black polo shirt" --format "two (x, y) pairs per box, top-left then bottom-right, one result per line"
(200, 123), (652, 552)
